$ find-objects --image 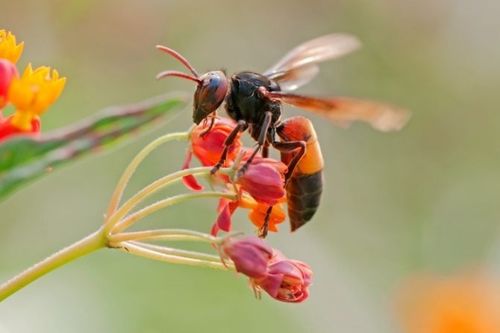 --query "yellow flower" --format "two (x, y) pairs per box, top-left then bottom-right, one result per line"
(0, 29), (24, 64)
(8, 64), (66, 131)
